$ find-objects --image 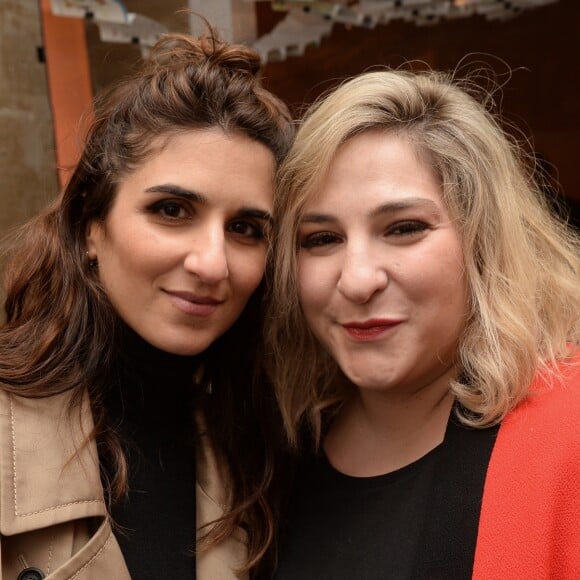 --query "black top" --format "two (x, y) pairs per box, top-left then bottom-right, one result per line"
(274, 412), (499, 580)
(104, 328), (199, 580)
